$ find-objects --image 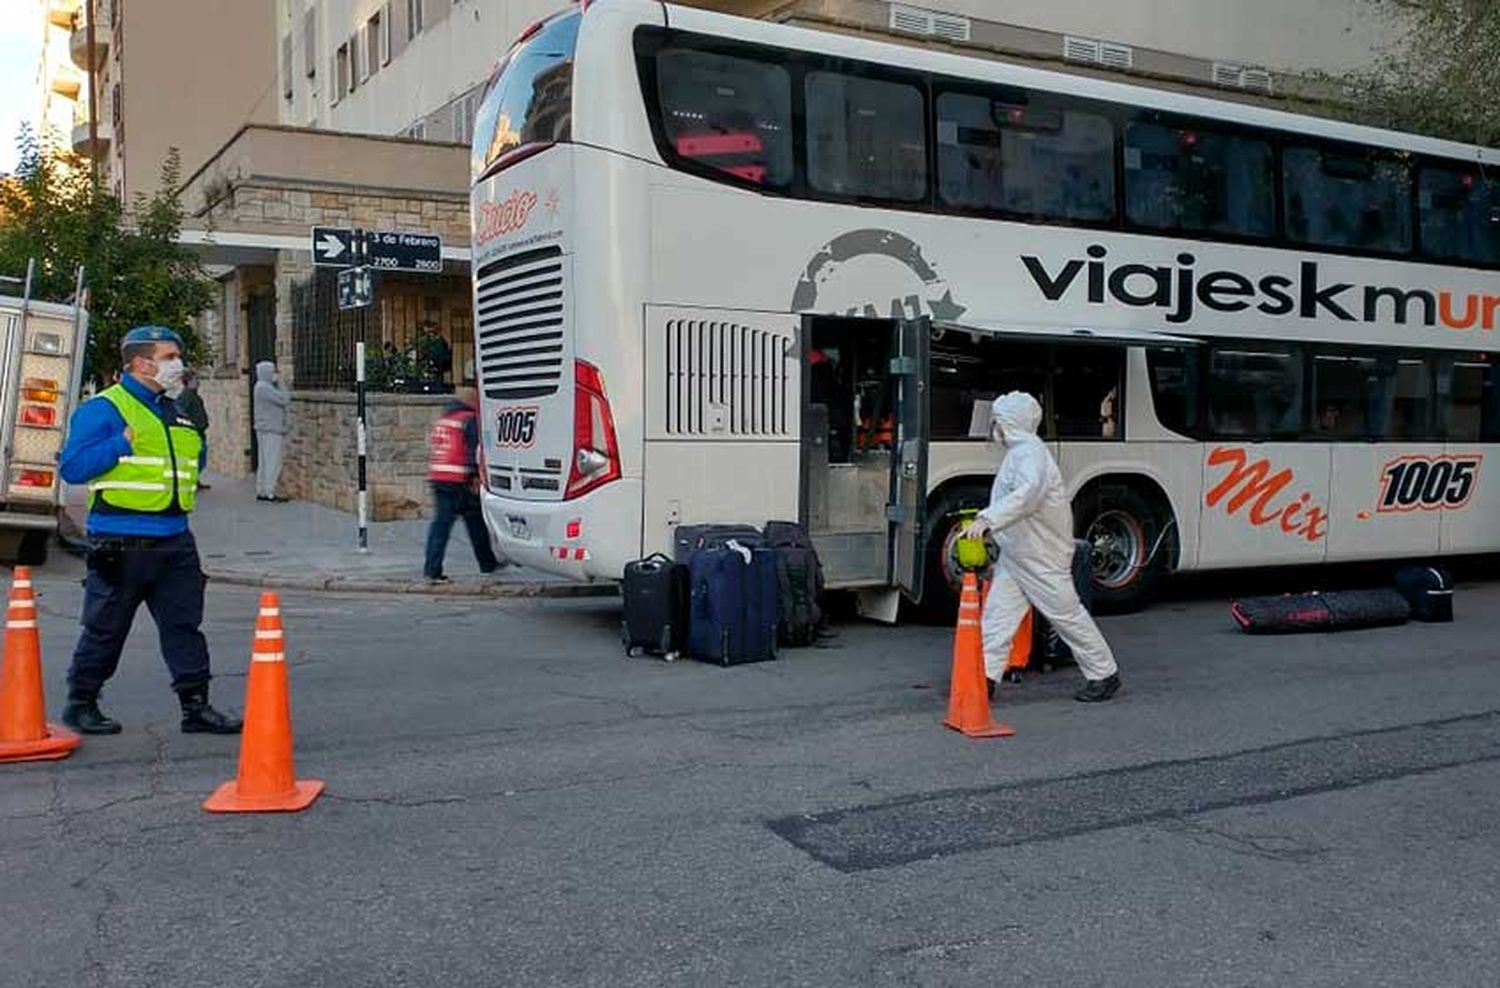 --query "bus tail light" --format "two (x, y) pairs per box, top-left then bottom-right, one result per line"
(565, 360), (620, 500)
(12, 468), (54, 490)
(20, 404), (57, 427)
